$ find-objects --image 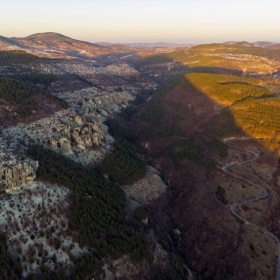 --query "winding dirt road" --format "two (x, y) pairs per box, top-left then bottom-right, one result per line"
(223, 138), (280, 280)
